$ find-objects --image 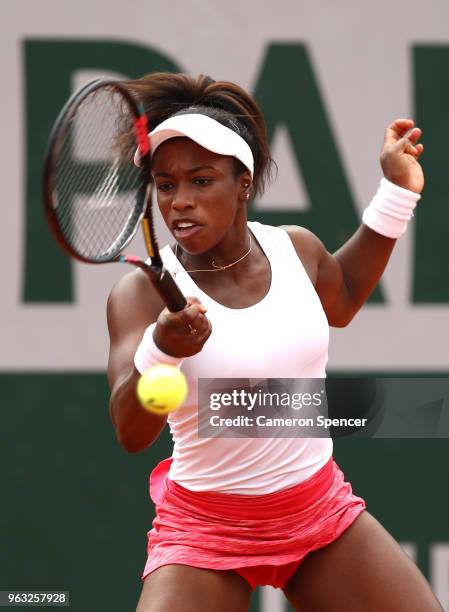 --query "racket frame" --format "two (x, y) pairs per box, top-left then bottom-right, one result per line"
(43, 78), (187, 311)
